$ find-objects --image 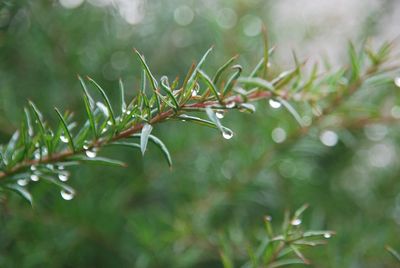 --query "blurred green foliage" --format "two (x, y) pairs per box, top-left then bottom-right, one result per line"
(1, 0), (400, 267)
